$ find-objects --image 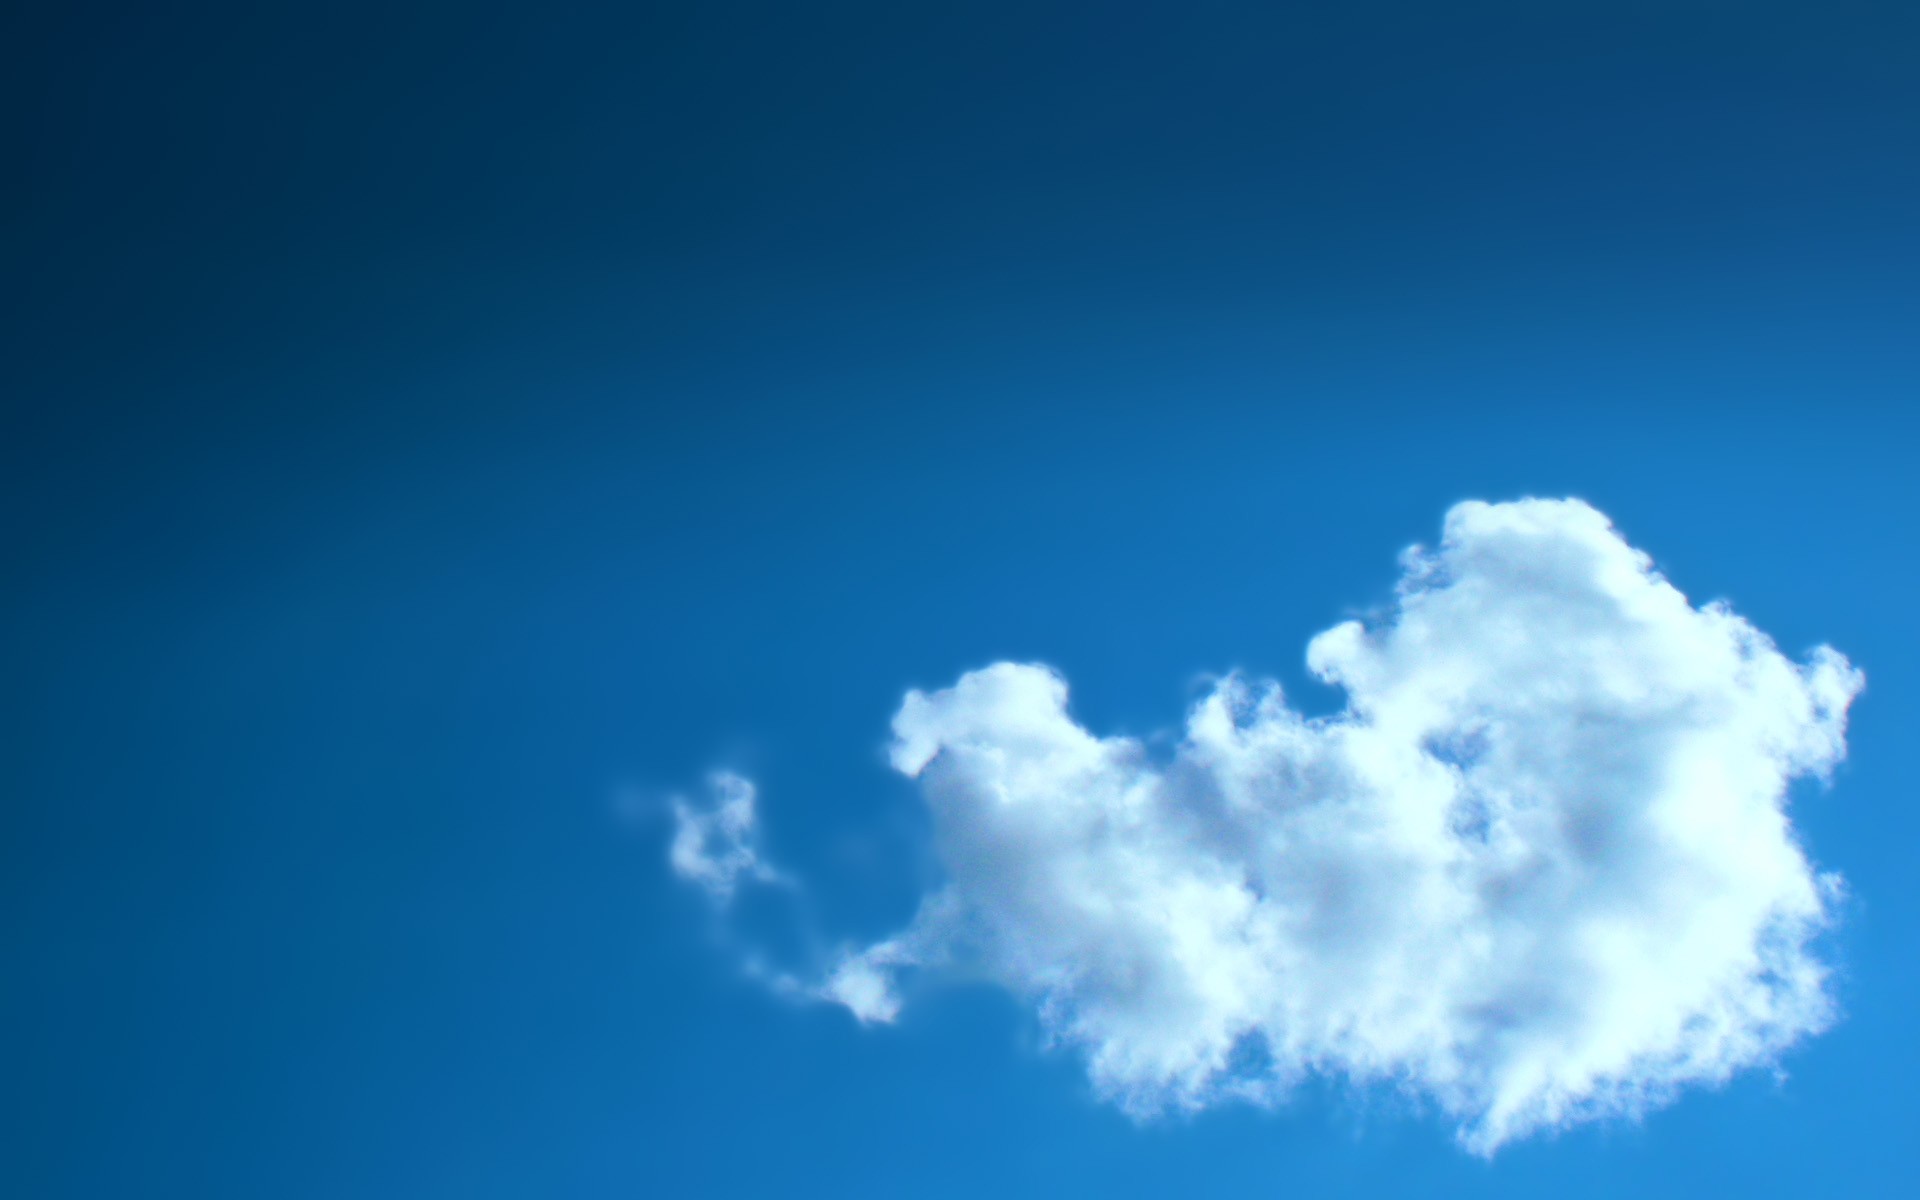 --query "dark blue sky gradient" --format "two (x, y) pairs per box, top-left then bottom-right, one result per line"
(5, 3), (1919, 1196)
